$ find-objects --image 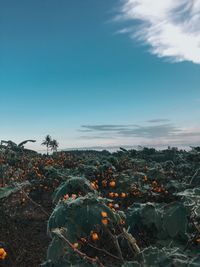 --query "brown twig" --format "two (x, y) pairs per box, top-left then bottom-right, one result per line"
(103, 226), (124, 261)
(20, 188), (49, 217)
(87, 242), (122, 261)
(121, 228), (140, 255)
(52, 228), (105, 267)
